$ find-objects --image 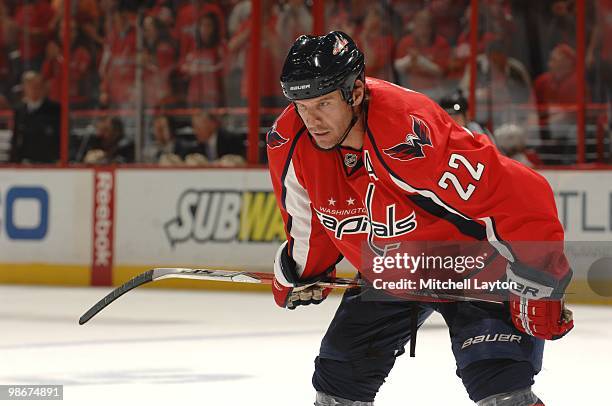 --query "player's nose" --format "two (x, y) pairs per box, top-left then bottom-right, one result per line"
(302, 111), (323, 129)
